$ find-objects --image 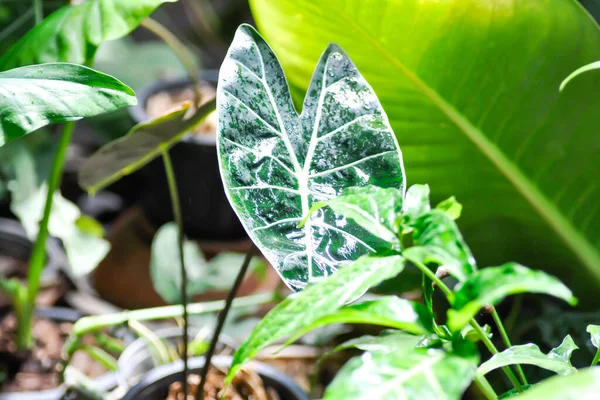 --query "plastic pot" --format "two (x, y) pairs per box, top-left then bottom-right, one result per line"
(121, 355), (310, 400)
(0, 307), (116, 400)
(129, 71), (246, 241)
